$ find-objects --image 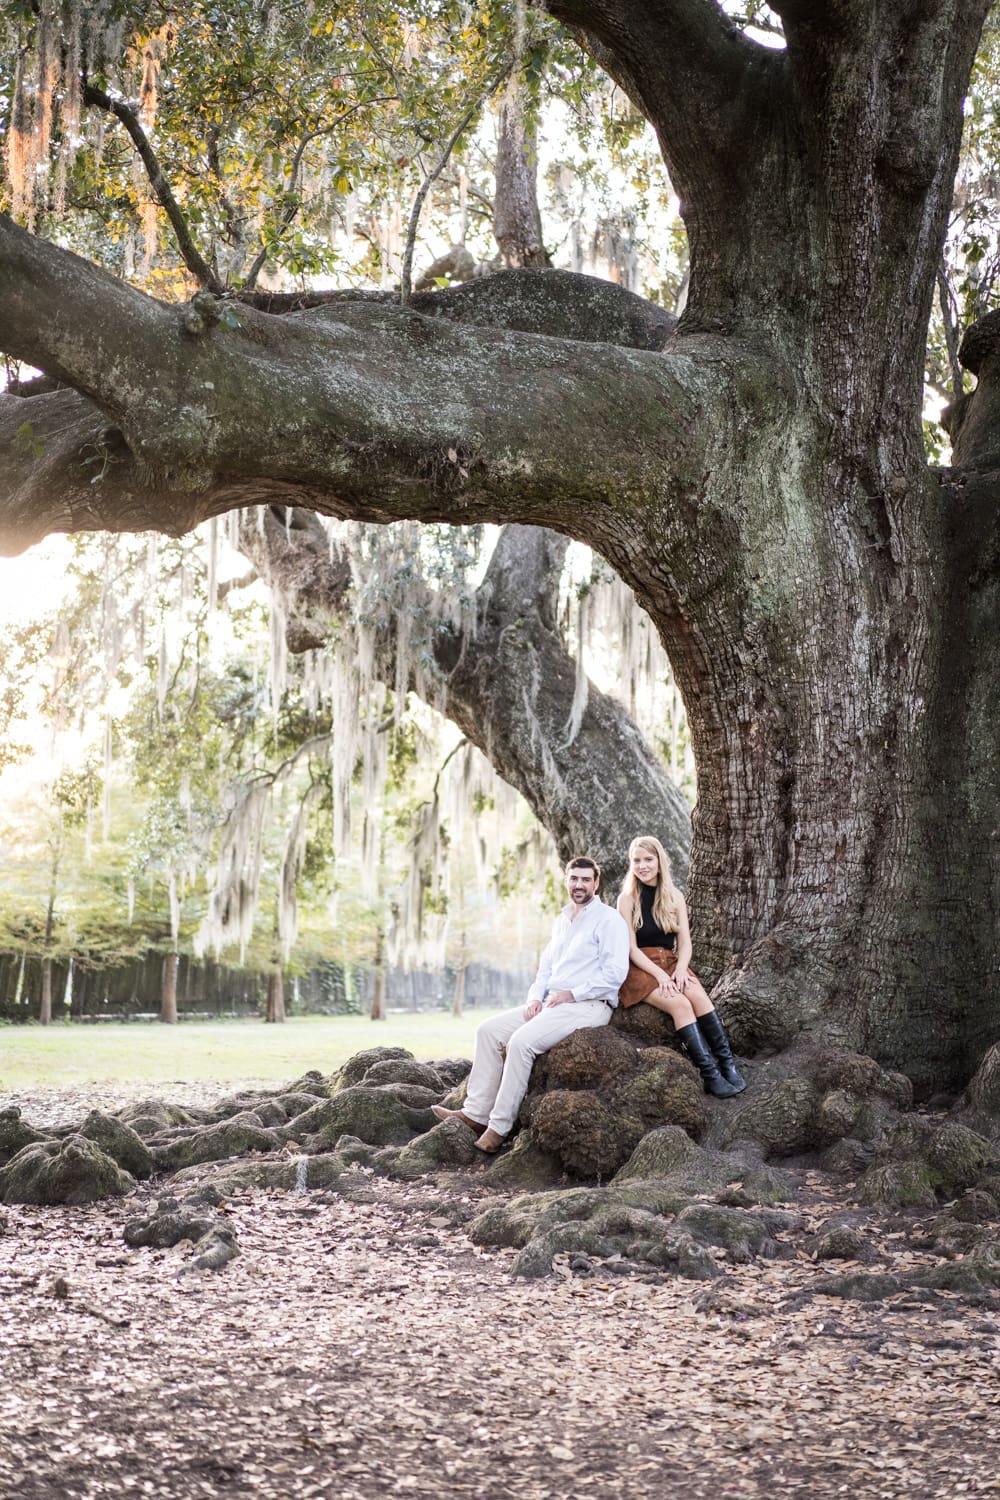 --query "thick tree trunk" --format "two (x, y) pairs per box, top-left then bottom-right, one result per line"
(160, 953), (178, 1025)
(625, 455), (997, 1092)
